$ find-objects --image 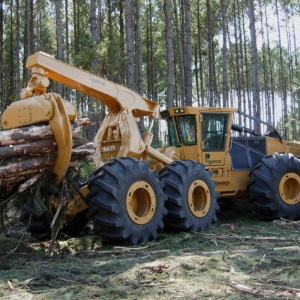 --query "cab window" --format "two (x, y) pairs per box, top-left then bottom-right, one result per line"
(167, 115), (197, 146)
(202, 113), (228, 150)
